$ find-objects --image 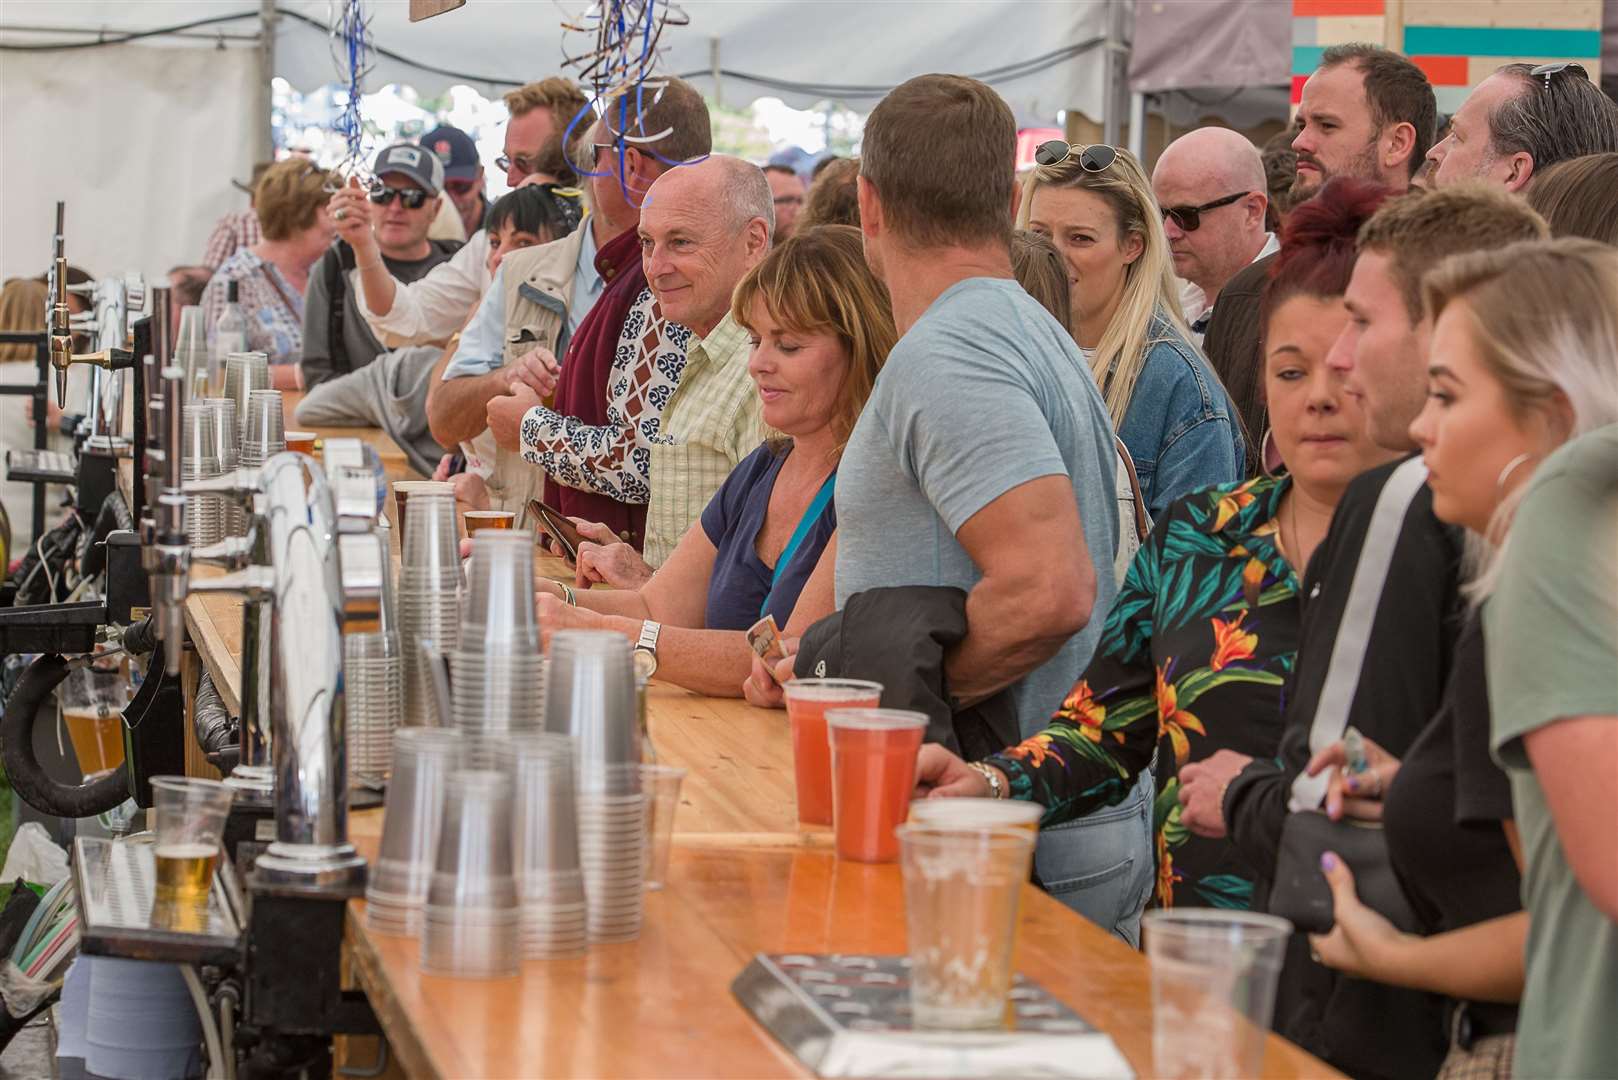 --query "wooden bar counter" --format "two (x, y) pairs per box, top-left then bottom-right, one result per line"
(168, 405), (1335, 1078)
